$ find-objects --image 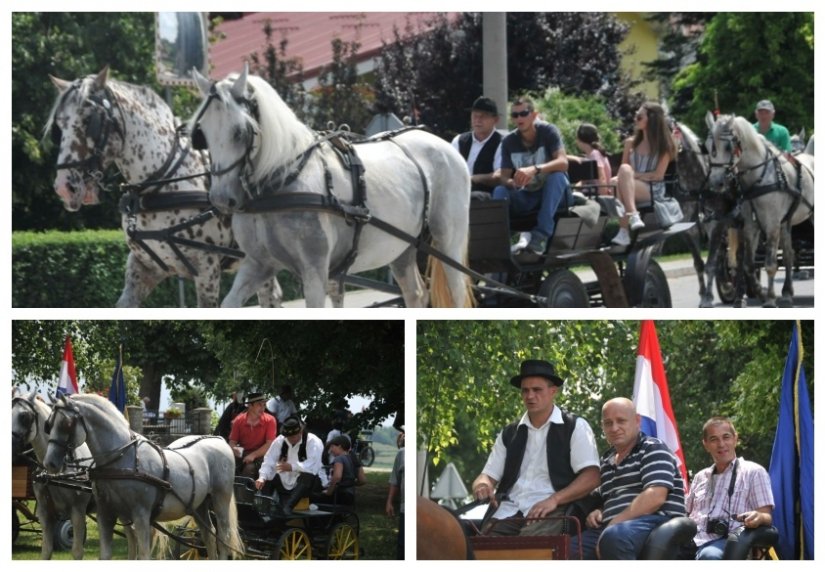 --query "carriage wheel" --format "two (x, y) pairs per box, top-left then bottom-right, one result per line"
(326, 522), (359, 560)
(173, 517), (205, 560)
(54, 518), (82, 551)
(639, 260), (672, 307)
(275, 528), (312, 560)
(538, 269), (589, 307)
(360, 446), (375, 467)
(715, 254), (736, 304)
(12, 508), (20, 544)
